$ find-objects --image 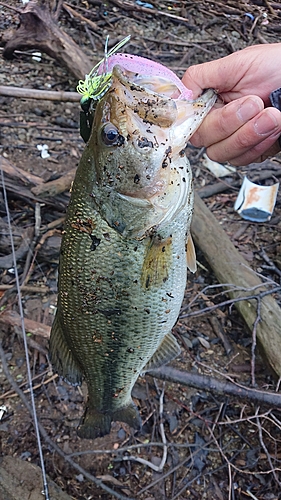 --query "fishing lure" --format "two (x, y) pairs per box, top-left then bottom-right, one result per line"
(77, 35), (131, 142)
